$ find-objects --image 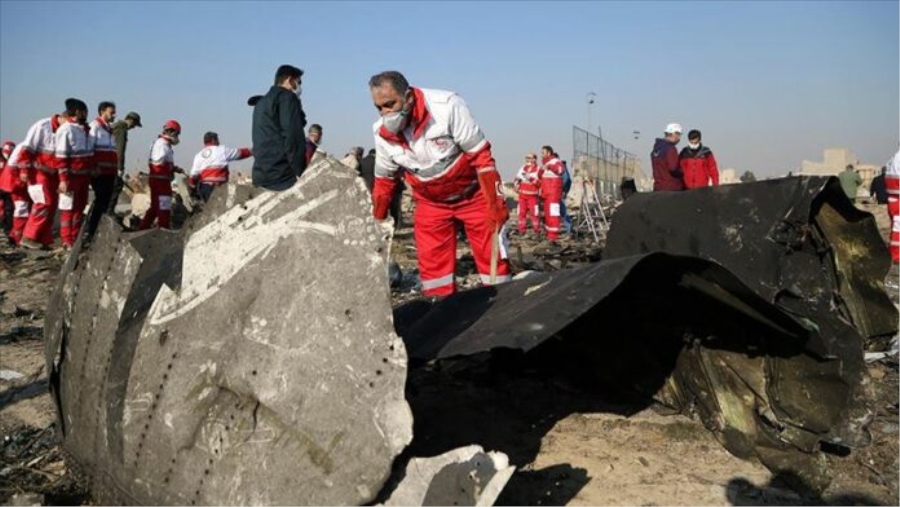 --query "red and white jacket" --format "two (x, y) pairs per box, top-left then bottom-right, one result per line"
(372, 88), (497, 206)
(15, 115), (62, 177)
(148, 137), (176, 180)
(89, 117), (117, 177)
(887, 148), (900, 215)
(190, 144), (251, 185)
(515, 163), (541, 196)
(540, 156), (565, 180)
(0, 145), (26, 193)
(54, 120), (94, 183)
